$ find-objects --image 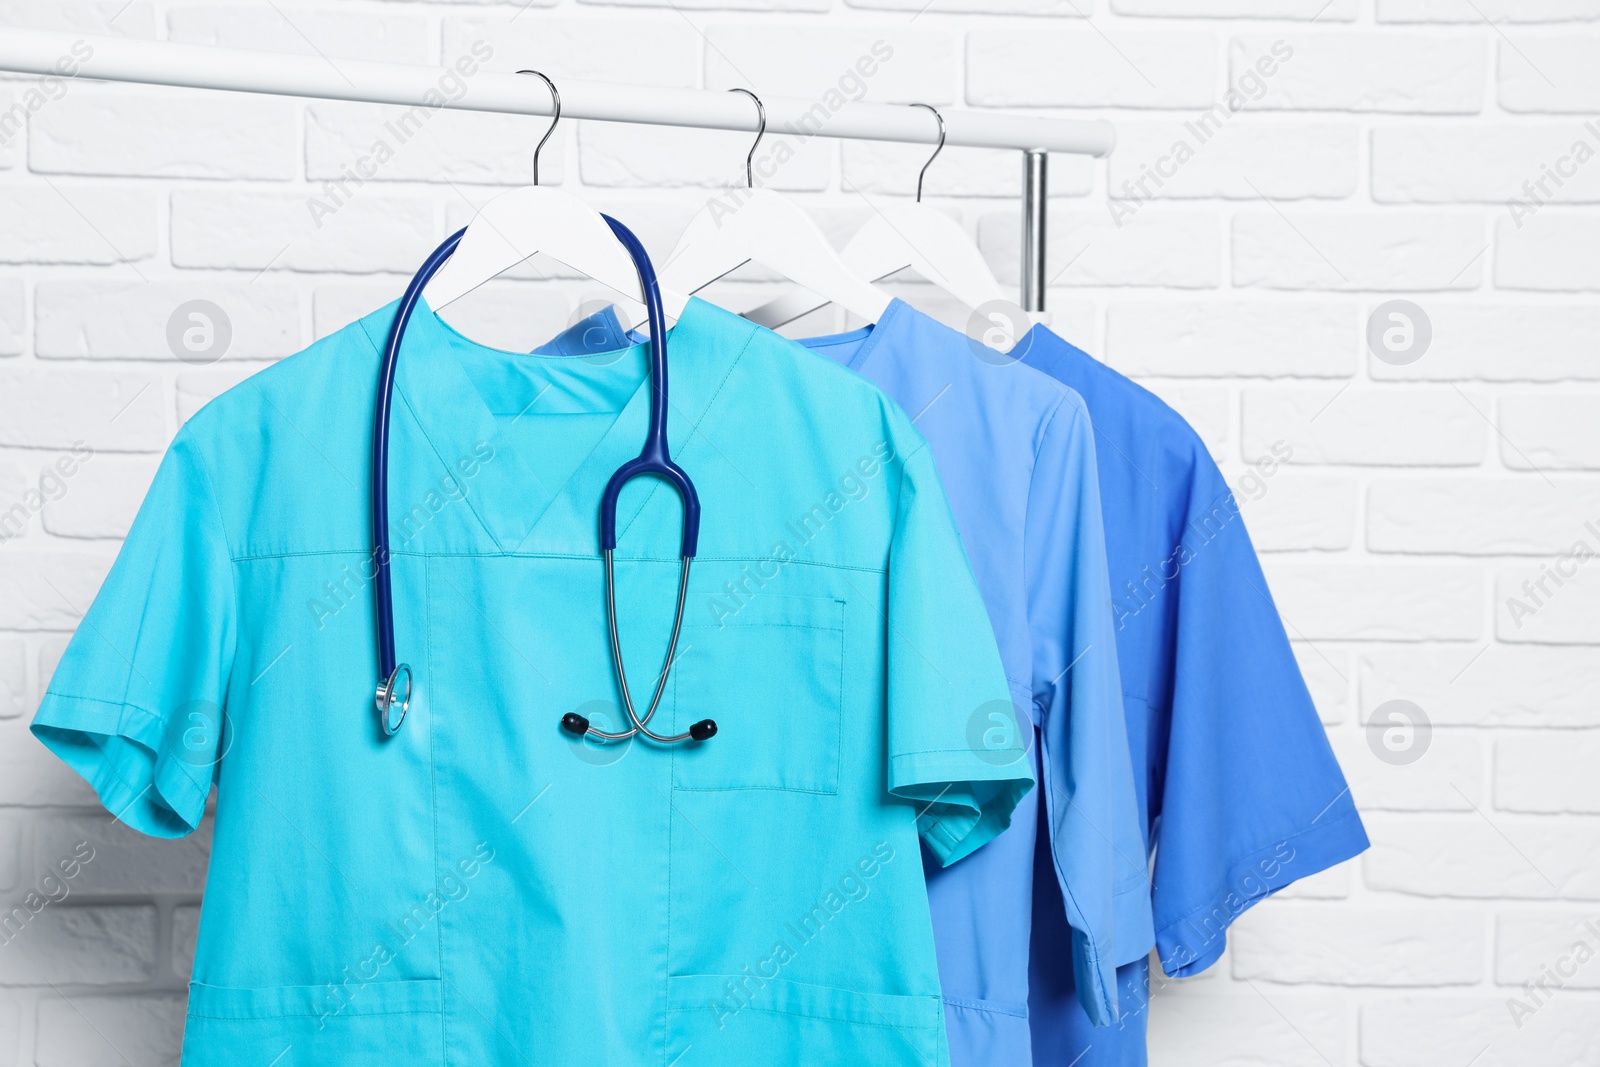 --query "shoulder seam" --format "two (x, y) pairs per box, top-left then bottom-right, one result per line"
(1033, 390), (1082, 471)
